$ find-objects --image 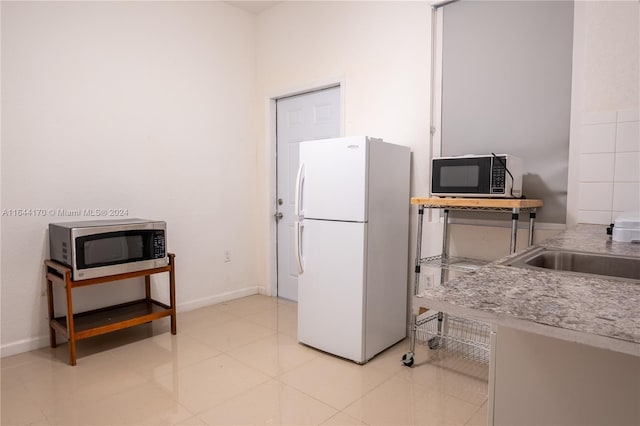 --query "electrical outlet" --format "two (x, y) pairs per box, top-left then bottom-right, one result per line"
(224, 250), (231, 262)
